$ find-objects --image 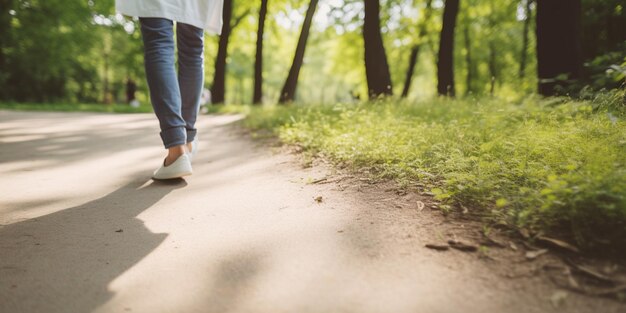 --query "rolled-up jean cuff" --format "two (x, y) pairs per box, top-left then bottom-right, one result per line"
(186, 129), (197, 143)
(160, 127), (187, 148)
